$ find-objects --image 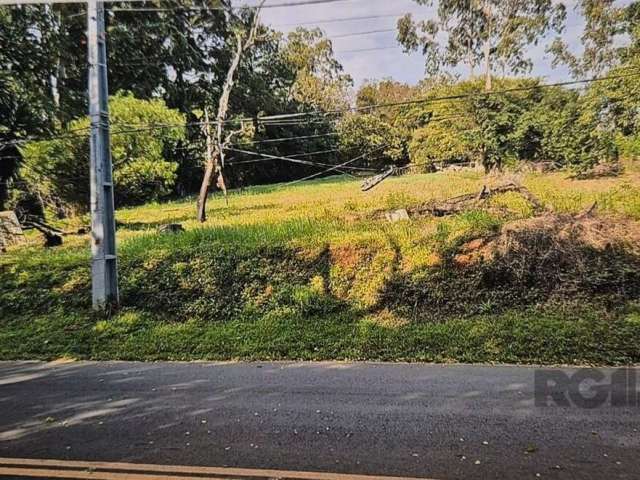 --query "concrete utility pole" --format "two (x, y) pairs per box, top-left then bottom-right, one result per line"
(87, 0), (118, 309)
